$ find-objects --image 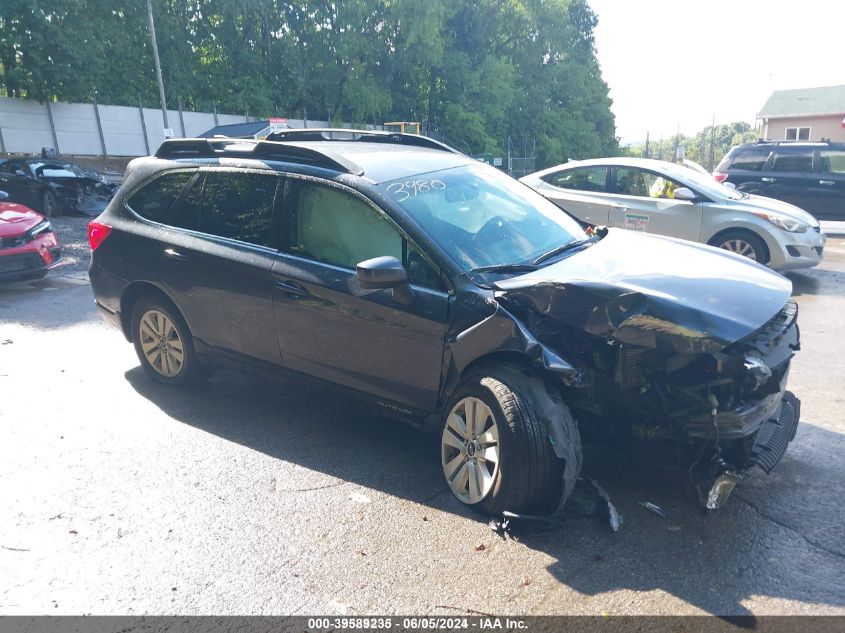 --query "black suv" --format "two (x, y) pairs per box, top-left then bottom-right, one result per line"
(89, 130), (802, 514)
(715, 140), (845, 220)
